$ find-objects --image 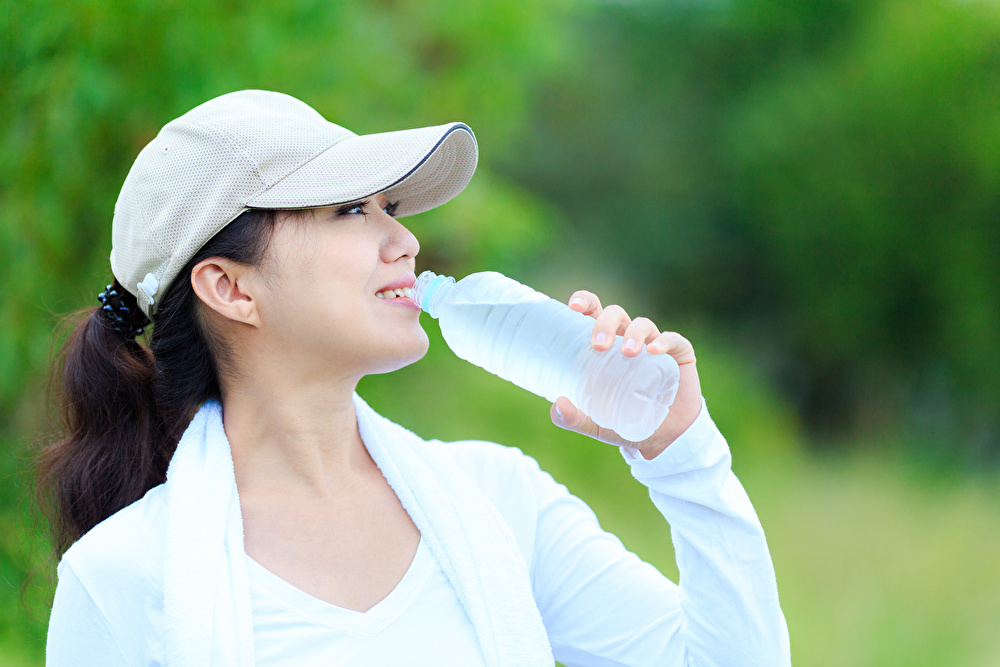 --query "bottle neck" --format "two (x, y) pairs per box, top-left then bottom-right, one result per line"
(413, 270), (456, 318)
